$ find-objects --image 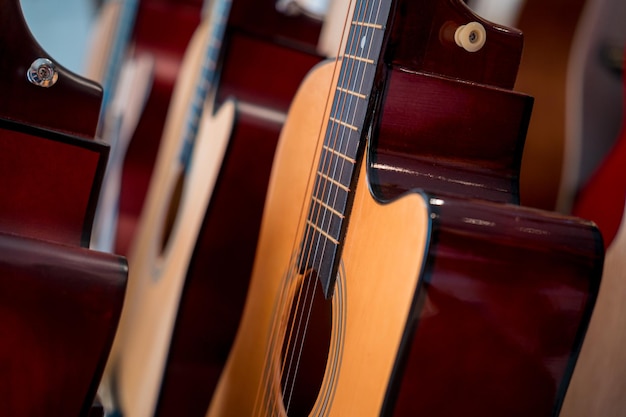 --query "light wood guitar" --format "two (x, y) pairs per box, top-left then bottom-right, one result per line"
(100, 6), (236, 415)
(103, 1), (322, 416)
(206, 0), (604, 416)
